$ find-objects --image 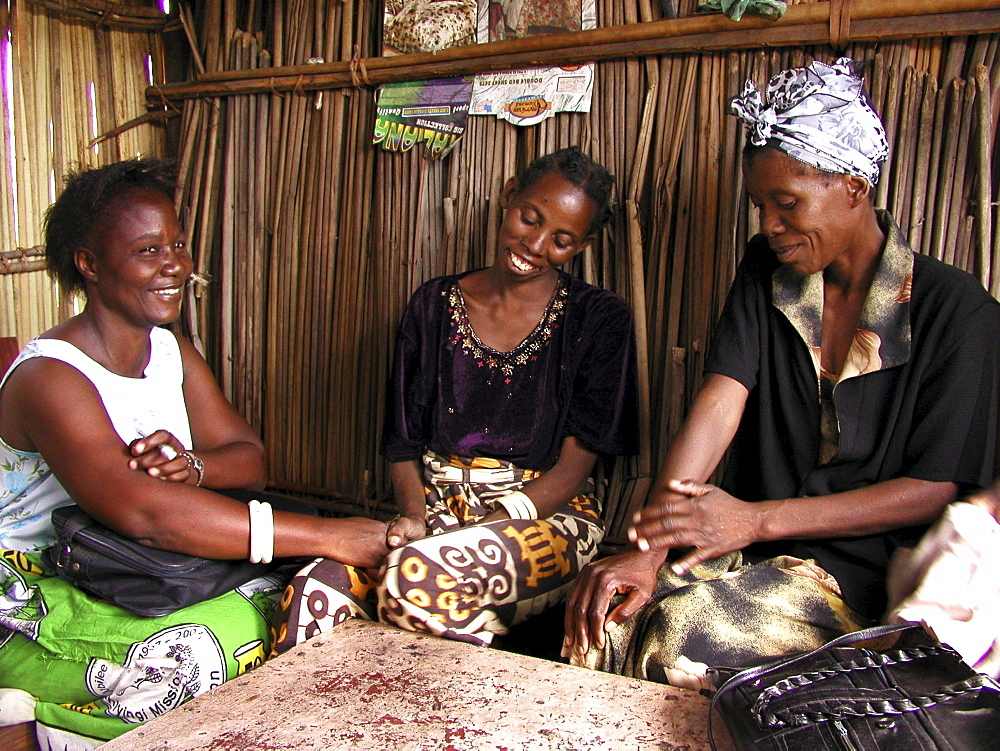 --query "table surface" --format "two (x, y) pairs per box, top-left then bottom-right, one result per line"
(105, 620), (734, 750)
